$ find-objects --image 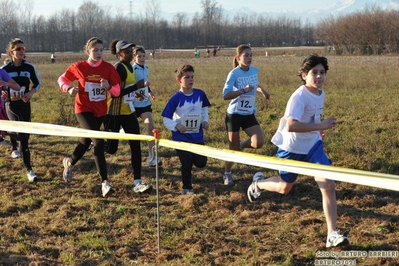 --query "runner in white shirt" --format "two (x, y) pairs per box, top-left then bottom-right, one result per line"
(247, 54), (349, 248)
